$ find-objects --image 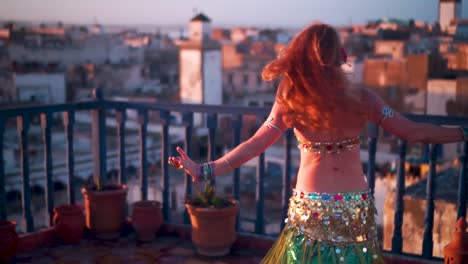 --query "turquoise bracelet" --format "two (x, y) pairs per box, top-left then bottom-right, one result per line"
(197, 162), (213, 182)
